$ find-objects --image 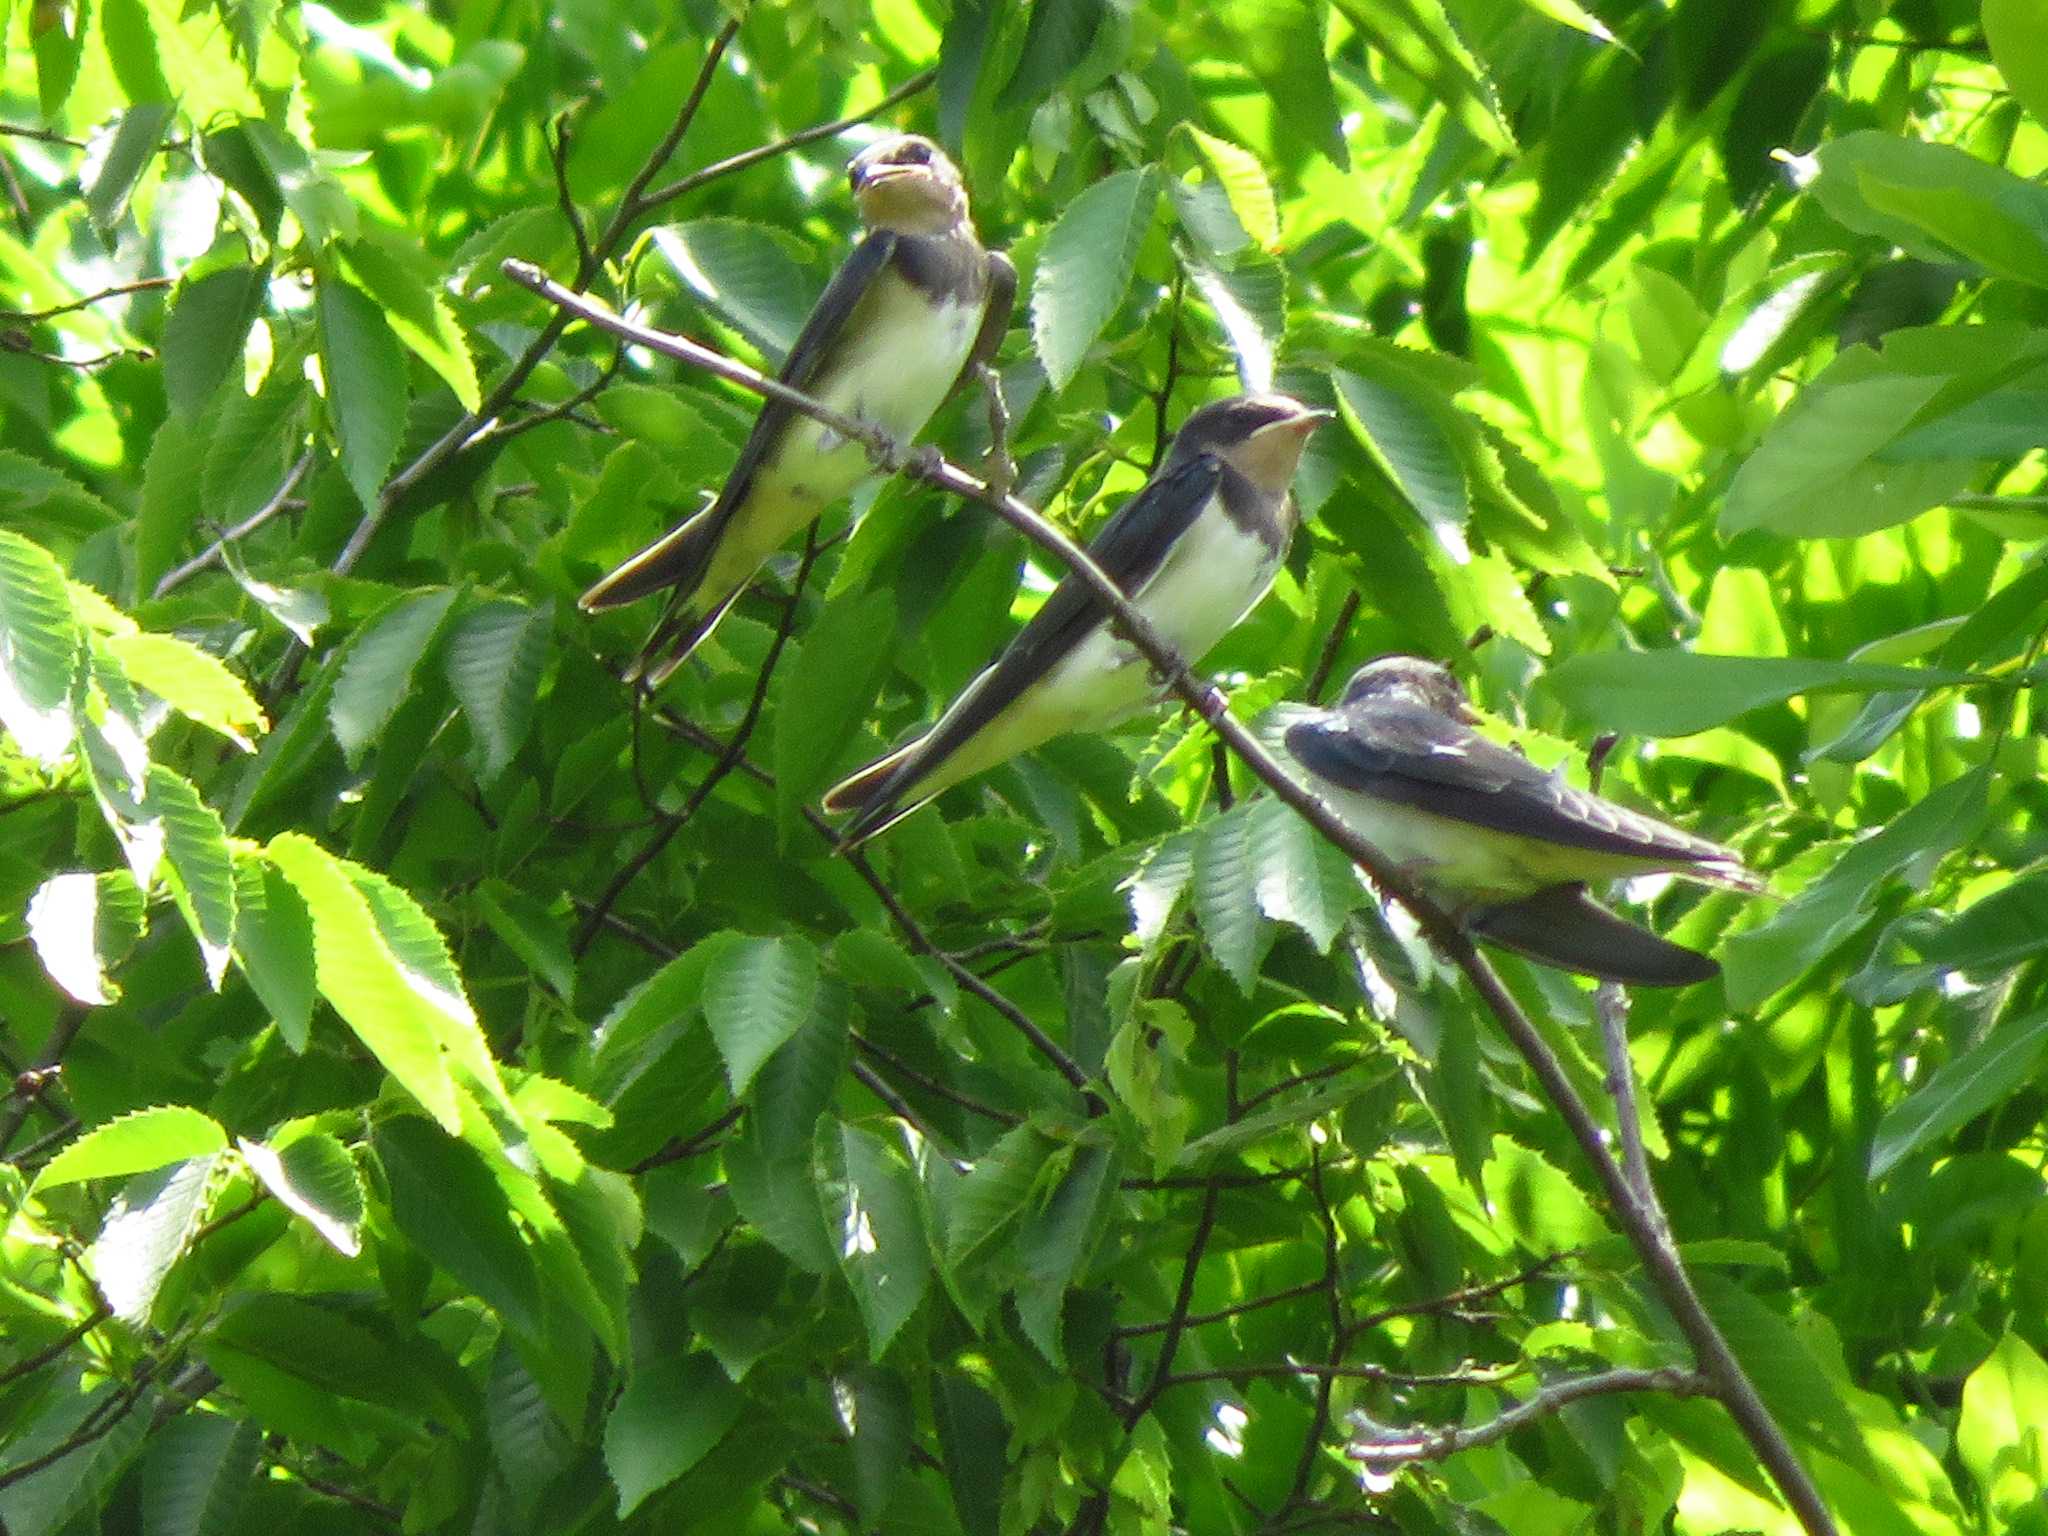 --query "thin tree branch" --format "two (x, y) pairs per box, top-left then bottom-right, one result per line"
(506, 276), (1837, 1535)
(1, 276), (172, 323)
(1345, 1366), (1712, 1468)
(153, 451), (314, 596)
(0, 1006), (88, 1158)
(0, 1304), (113, 1389)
